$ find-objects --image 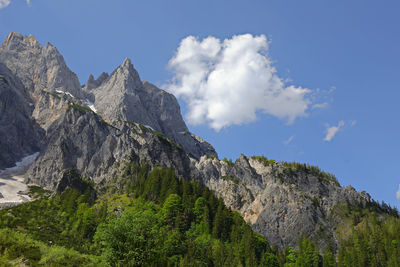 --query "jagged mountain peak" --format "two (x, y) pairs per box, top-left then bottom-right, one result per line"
(1, 32), (41, 55)
(83, 72), (109, 91)
(87, 57), (216, 159)
(0, 32), (84, 99)
(107, 57), (142, 92)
